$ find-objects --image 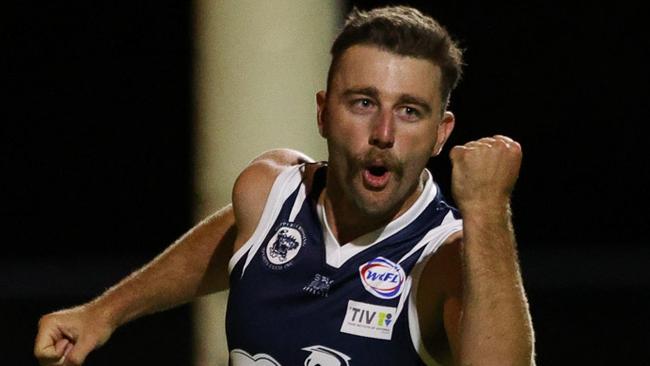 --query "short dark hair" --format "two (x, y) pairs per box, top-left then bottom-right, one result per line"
(328, 6), (464, 108)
